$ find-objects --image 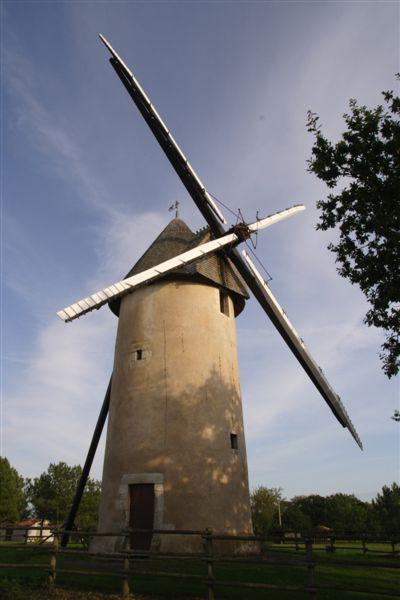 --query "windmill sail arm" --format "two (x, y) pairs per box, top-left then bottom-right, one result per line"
(248, 205), (305, 233)
(57, 232), (238, 322)
(57, 207), (306, 323)
(98, 36), (362, 450)
(241, 250), (363, 450)
(106, 52), (306, 244)
(99, 35), (226, 226)
(57, 206), (306, 323)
